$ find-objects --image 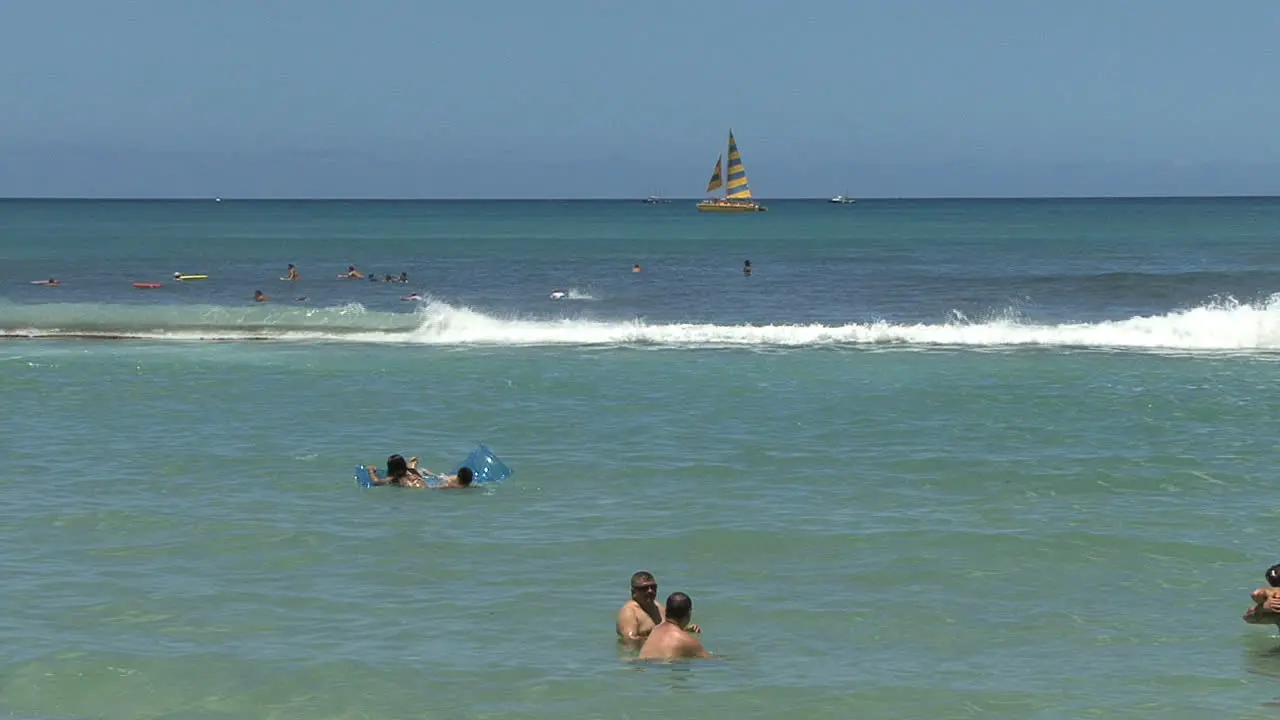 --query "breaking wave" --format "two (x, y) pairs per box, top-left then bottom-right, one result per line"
(2, 295), (1280, 352)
